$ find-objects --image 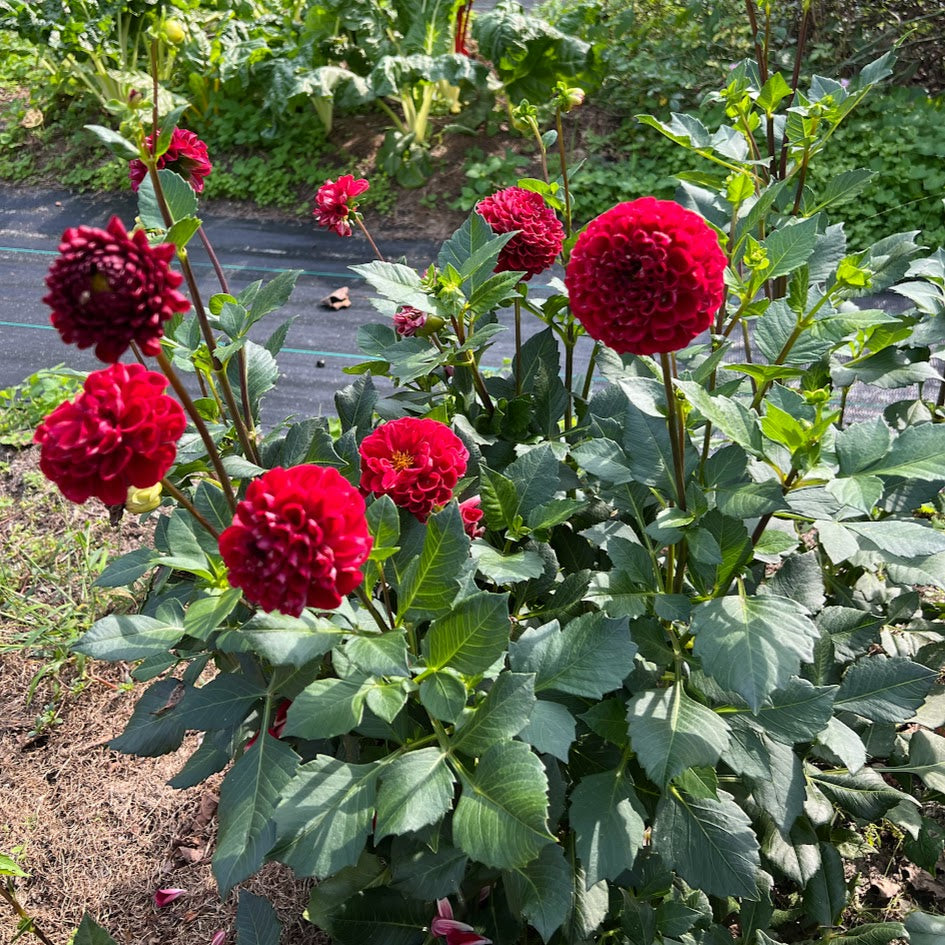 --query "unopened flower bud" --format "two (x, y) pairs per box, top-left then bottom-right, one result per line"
(126, 482), (163, 514)
(164, 20), (186, 44)
(554, 81), (585, 112)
